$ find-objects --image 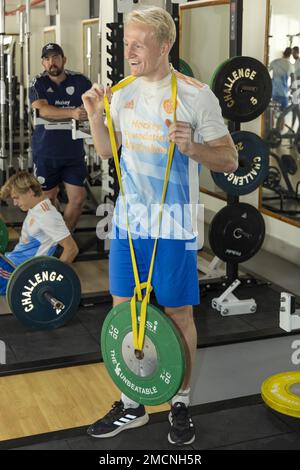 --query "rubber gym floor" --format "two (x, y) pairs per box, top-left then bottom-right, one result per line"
(0, 244), (300, 450)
